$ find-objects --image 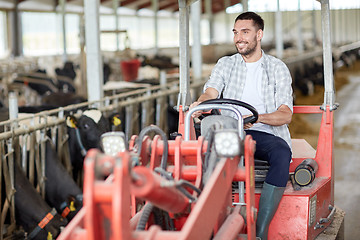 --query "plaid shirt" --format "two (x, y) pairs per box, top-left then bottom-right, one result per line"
(204, 51), (293, 149)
